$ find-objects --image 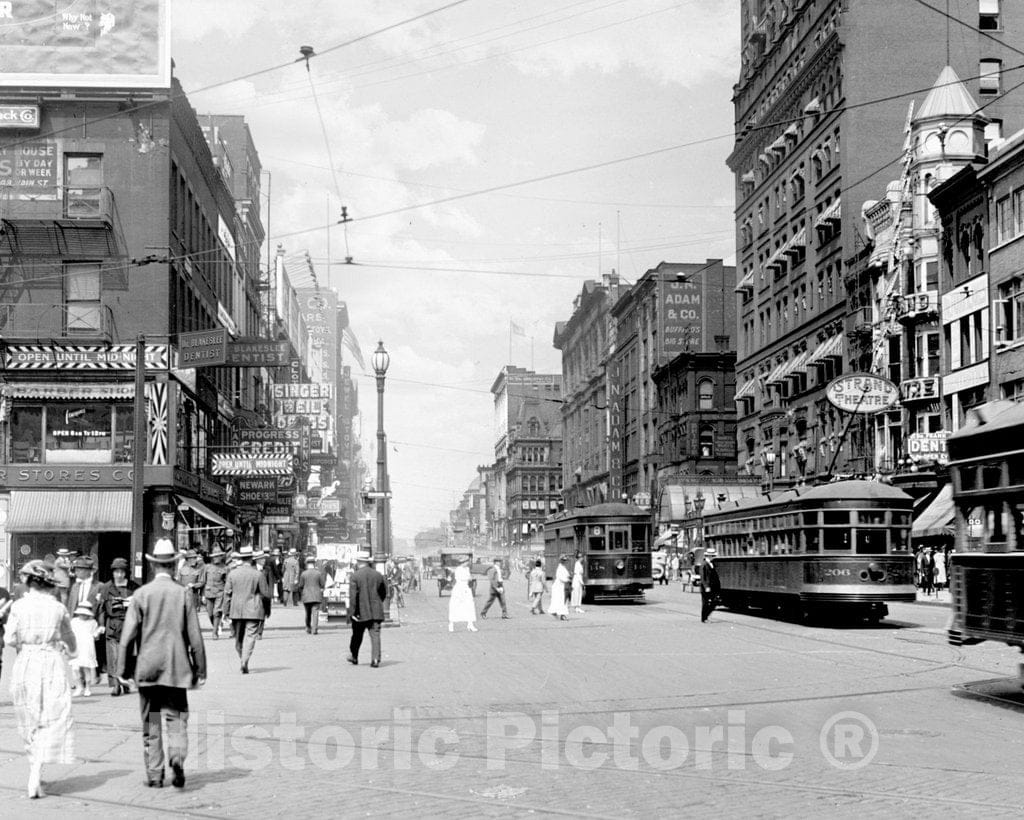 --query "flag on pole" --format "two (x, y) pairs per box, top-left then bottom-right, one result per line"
(510, 321), (526, 336)
(342, 327), (367, 372)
